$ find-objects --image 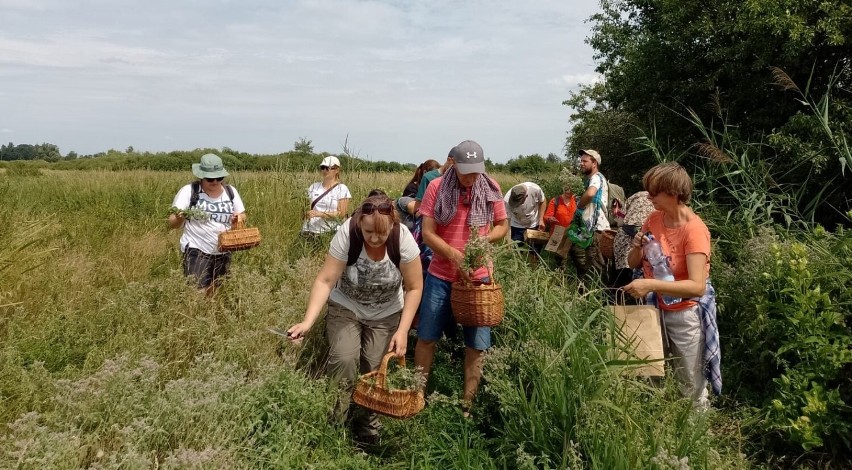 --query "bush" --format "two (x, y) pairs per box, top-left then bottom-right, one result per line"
(714, 226), (852, 458)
